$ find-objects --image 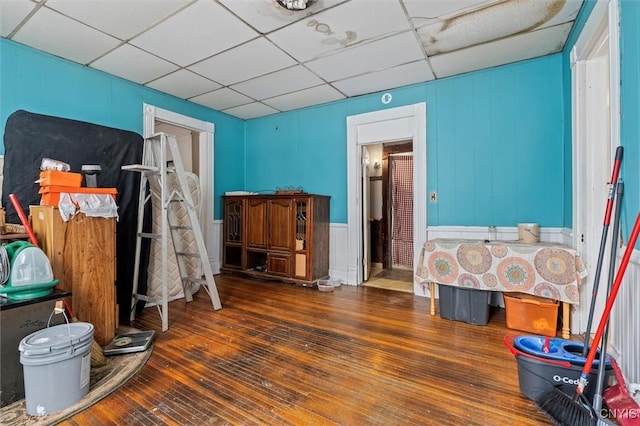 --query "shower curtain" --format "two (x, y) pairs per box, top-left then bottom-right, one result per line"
(391, 155), (413, 268)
